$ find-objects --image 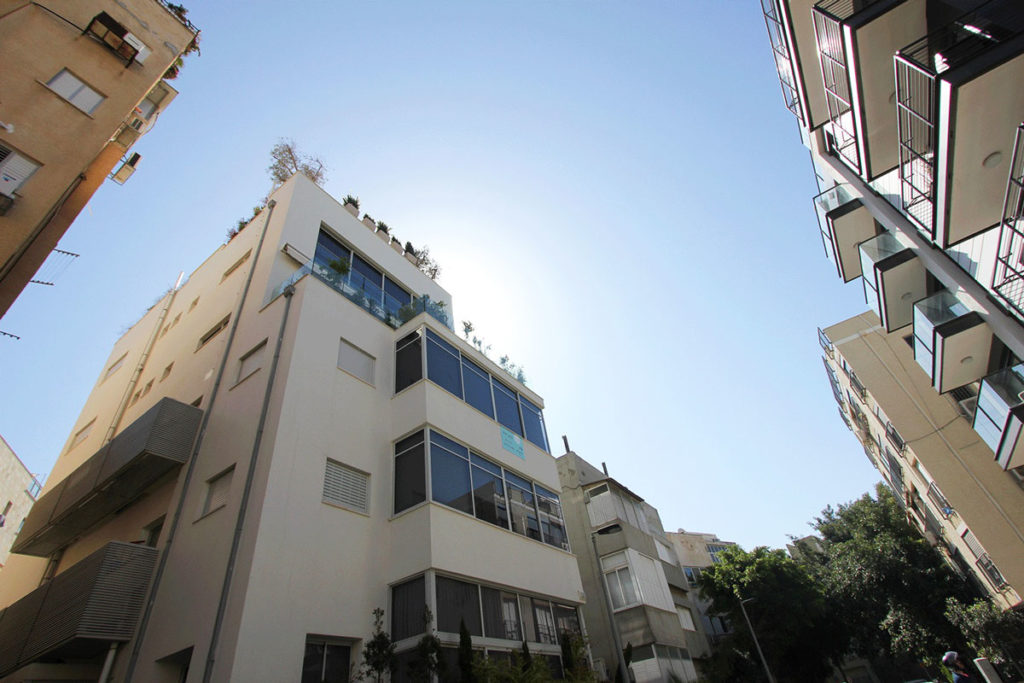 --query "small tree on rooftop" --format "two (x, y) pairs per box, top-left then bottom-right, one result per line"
(268, 138), (327, 188)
